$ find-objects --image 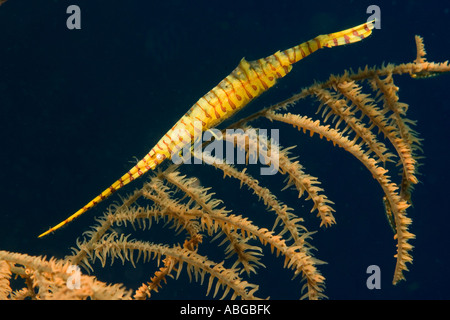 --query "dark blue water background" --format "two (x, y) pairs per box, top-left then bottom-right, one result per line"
(0, 0), (448, 299)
